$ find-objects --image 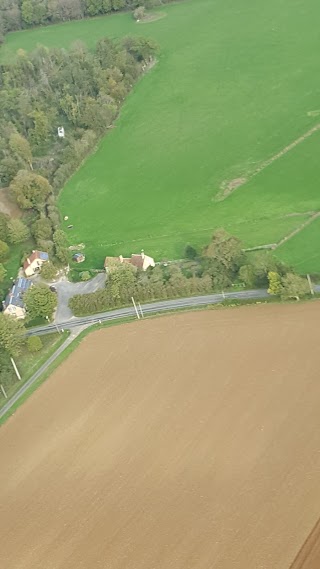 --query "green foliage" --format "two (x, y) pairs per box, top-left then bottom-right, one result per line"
(185, 245), (197, 260)
(0, 240), (9, 261)
(0, 213), (9, 241)
(239, 264), (255, 287)
(26, 335), (43, 353)
(1, 1), (320, 272)
(10, 171), (52, 211)
(9, 133), (33, 170)
(0, 313), (25, 356)
(267, 271), (282, 295)
(69, 261), (213, 316)
(6, 218), (29, 244)
(202, 230), (244, 289)
(24, 284), (57, 320)
(0, 263), (7, 283)
(281, 273), (310, 300)
(53, 229), (69, 264)
(32, 217), (53, 242)
(80, 271), (91, 281)
(40, 261), (57, 281)
(133, 6), (146, 20)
